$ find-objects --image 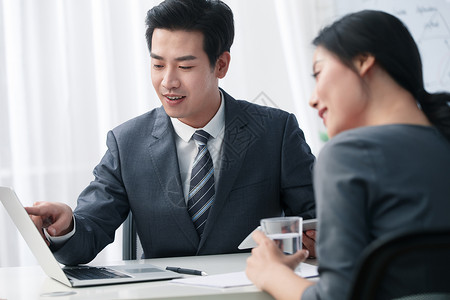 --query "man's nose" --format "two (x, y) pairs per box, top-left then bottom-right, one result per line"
(162, 67), (180, 90)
